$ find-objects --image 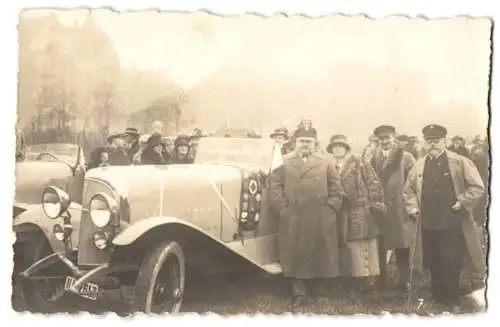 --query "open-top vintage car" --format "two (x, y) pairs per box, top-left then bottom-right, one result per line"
(13, 137), (285, 313)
